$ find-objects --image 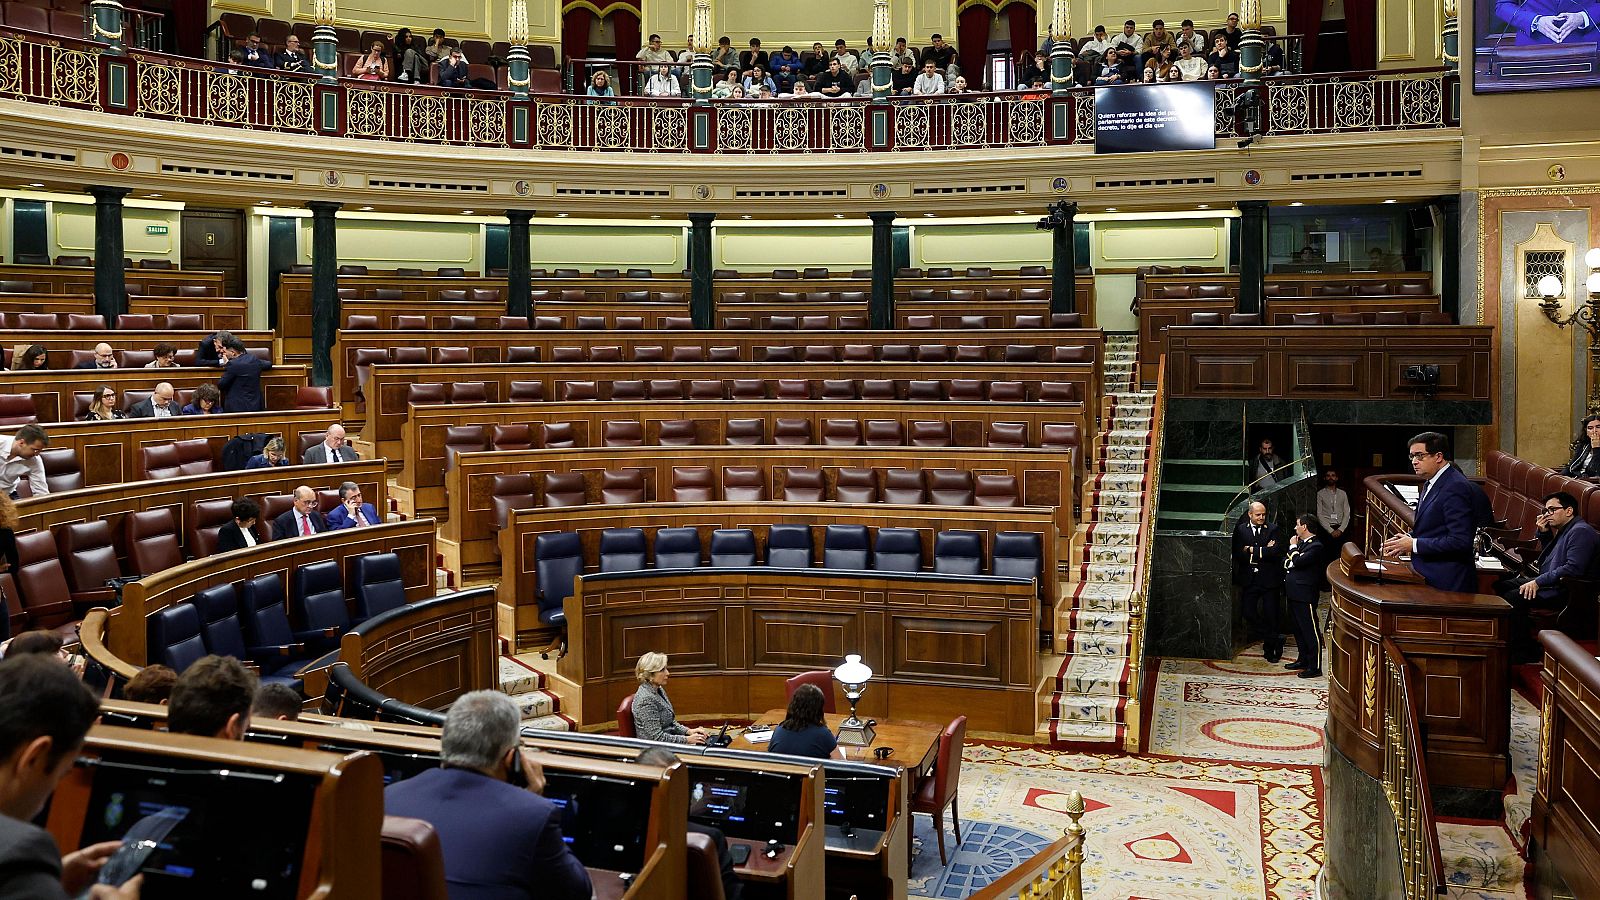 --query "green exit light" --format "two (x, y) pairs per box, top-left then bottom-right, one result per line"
(145, 225), (168, 235)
